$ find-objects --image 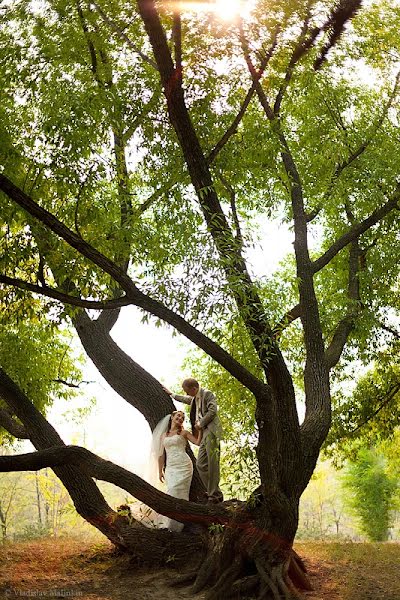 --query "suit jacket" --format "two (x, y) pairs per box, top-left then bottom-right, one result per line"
(174, 387), (222, 438)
